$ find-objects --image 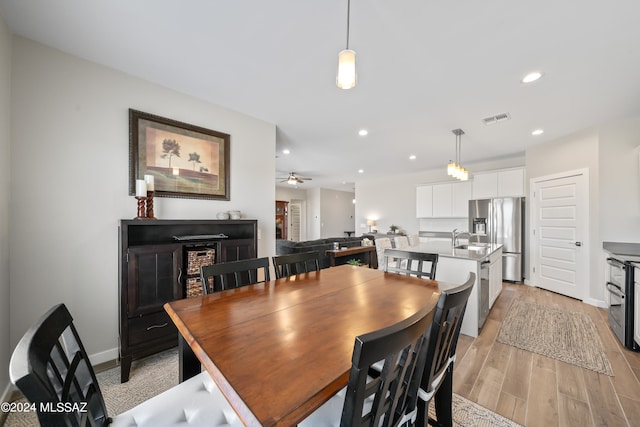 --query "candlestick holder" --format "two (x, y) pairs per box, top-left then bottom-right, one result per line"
(146, 191), (157, 219)
(135, 196), (147, 219)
